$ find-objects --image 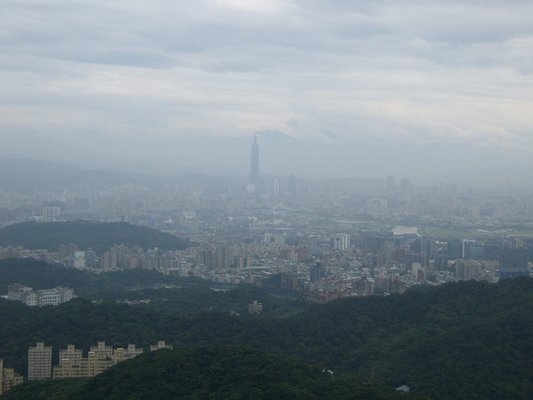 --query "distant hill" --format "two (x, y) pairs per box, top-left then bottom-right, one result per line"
(0, 159), (146, 192)
(0, 221), (191, 253)
(0, 258), (179, 296)
(0, 346), (428, 400)
(0, 158), (234, 193)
